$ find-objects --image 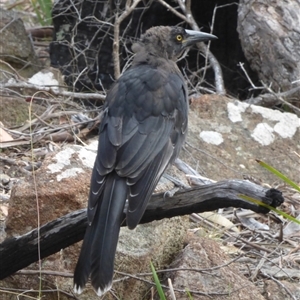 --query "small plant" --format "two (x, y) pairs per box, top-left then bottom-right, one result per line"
(31, 0), (52, 26)
(256, 159), (300, 192)
(186, 288), (194, 300)
(150, 262), (195, 300)
(241, 159), (300, 225)
(150, 261), (167, 300)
